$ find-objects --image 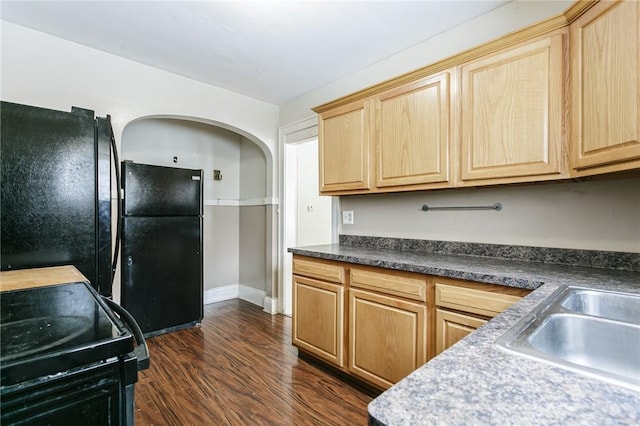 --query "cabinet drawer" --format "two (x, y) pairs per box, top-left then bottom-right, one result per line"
(350, 268), (427, 302)
(292, 257), (345, 284)
(435, 282), (524, 318)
